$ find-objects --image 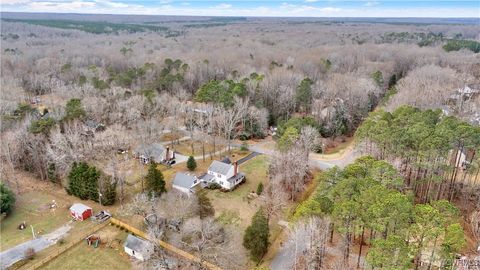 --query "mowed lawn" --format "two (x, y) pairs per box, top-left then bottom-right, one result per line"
(206, 155), (269, 229)
(40, 226), (132, 270)
(0, 191), (72, 251)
